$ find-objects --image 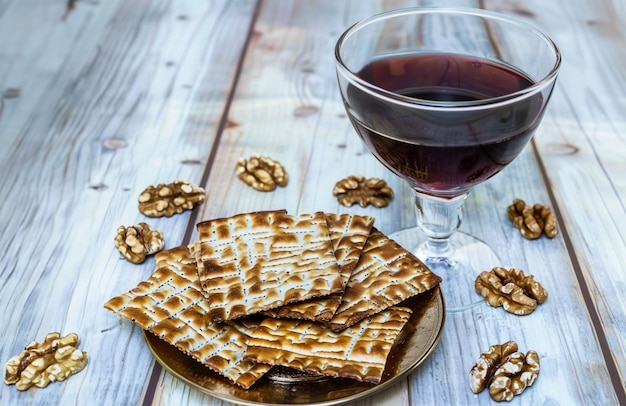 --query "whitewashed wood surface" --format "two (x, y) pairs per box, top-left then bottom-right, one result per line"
(0, 0), (624, 405)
